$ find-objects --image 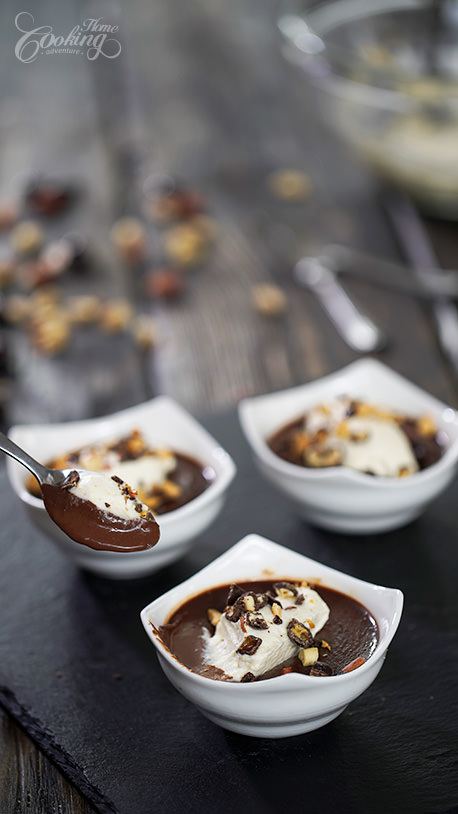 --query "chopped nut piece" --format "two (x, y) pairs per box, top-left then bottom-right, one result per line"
(163, 223), (208, 267)
(251, 283), (287, 317)
(287, 618), (312, 648)
(4, 294), (32, 324)
(310, 662), (333, 676)
(246, 612), (268, 630)
(304, 446), (342, 468)
(0, 202), (19, 230)
(226, 584), (244, 606)
(144, 267), (185, 300)
(240, 672), (256, 682)
(292, 431), (311, 455)
(0, 258), (15, 287)
(350, 430), (369, 442)
(341, 656), (365, 673)
(236, 635), (262, 656)
(336, 421), (351, 439)
(130, 315), (158, 350)
(110, 217), (147, 264)
(243, 594), (256, 612)
(207, 608), (221, 627)
(298, 646), (319, 667)
(267, 169), (312, 201)
(417, 415), (436, 437)
(274, 581), (298, 599)
(26, 179), (73, 216)
(32, 312), (71, 355)
(99, 300), (134, 333)
(148, 187), (206, 222)
(67, 295), (101, 325)
(161, 479), (182, 499)
(321, 640), (331, 651)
